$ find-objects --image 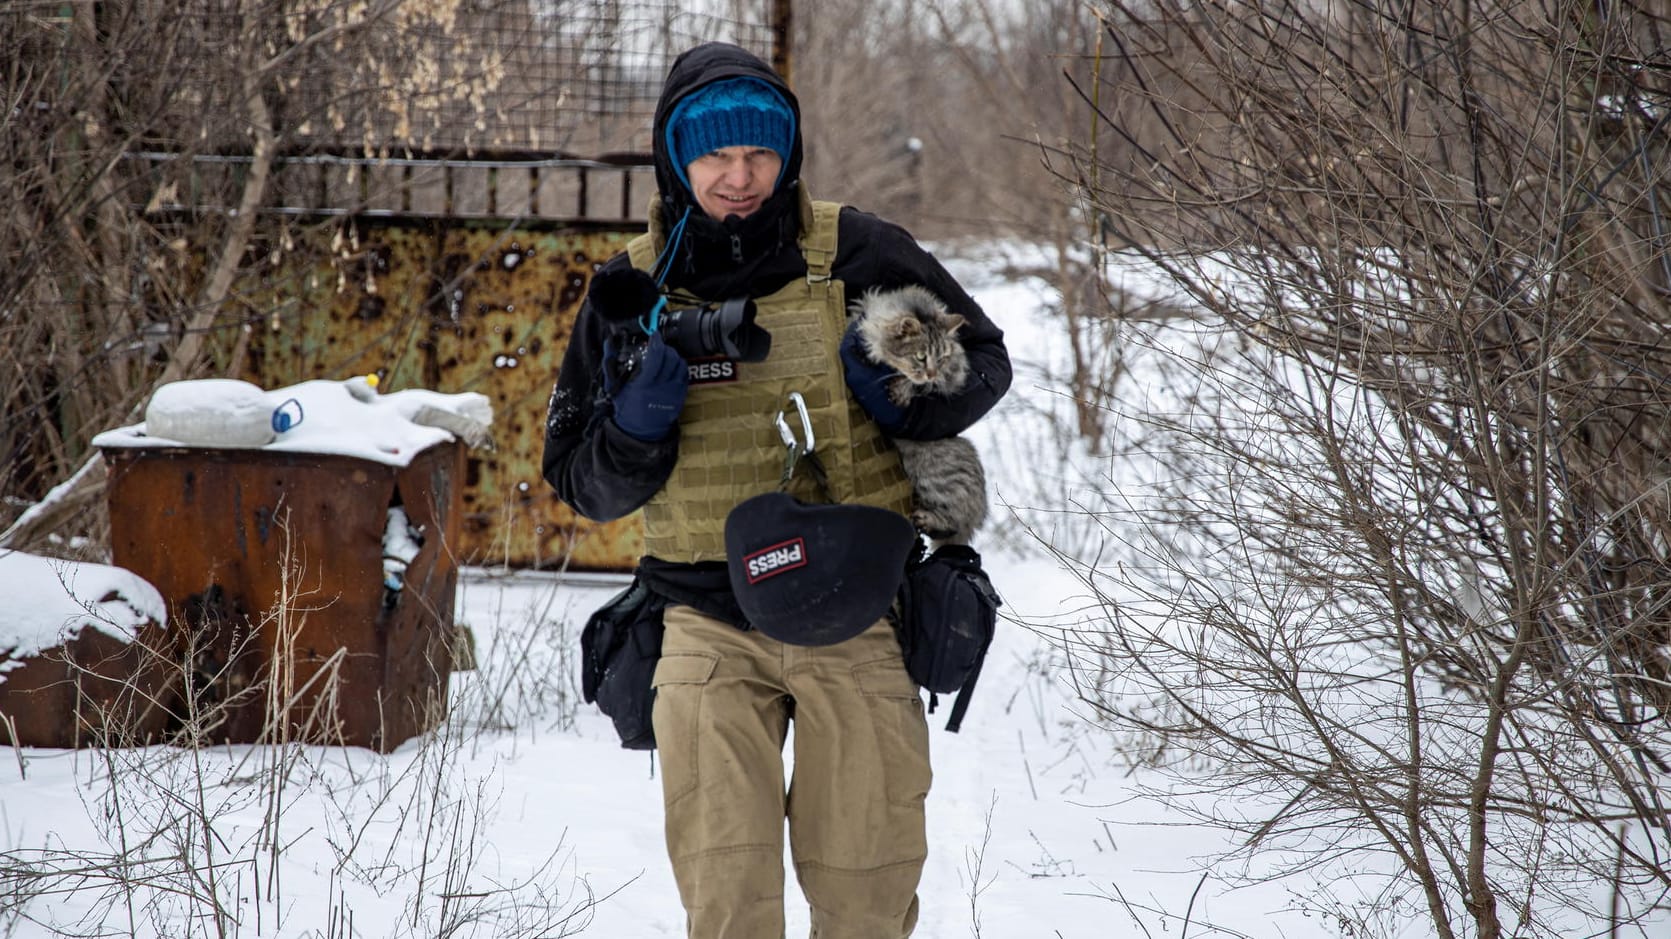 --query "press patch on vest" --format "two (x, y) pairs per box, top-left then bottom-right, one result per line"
(687, 356), (739, 385)
(743, 537), (808, 583)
